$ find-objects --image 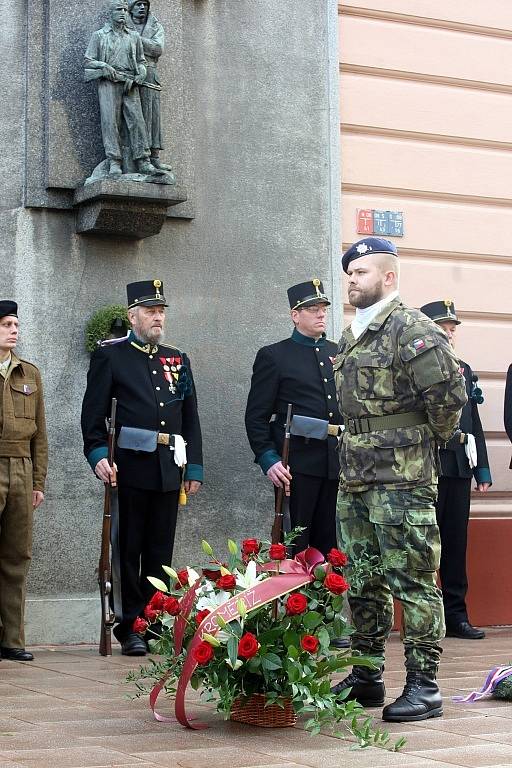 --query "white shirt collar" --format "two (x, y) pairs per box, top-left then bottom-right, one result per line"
(351, 291), (399, 340)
